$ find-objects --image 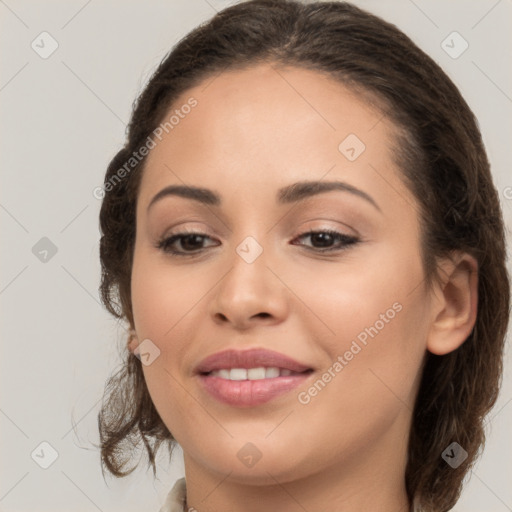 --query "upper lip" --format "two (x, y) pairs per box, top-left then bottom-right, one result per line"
(195, 348), (313, 374)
